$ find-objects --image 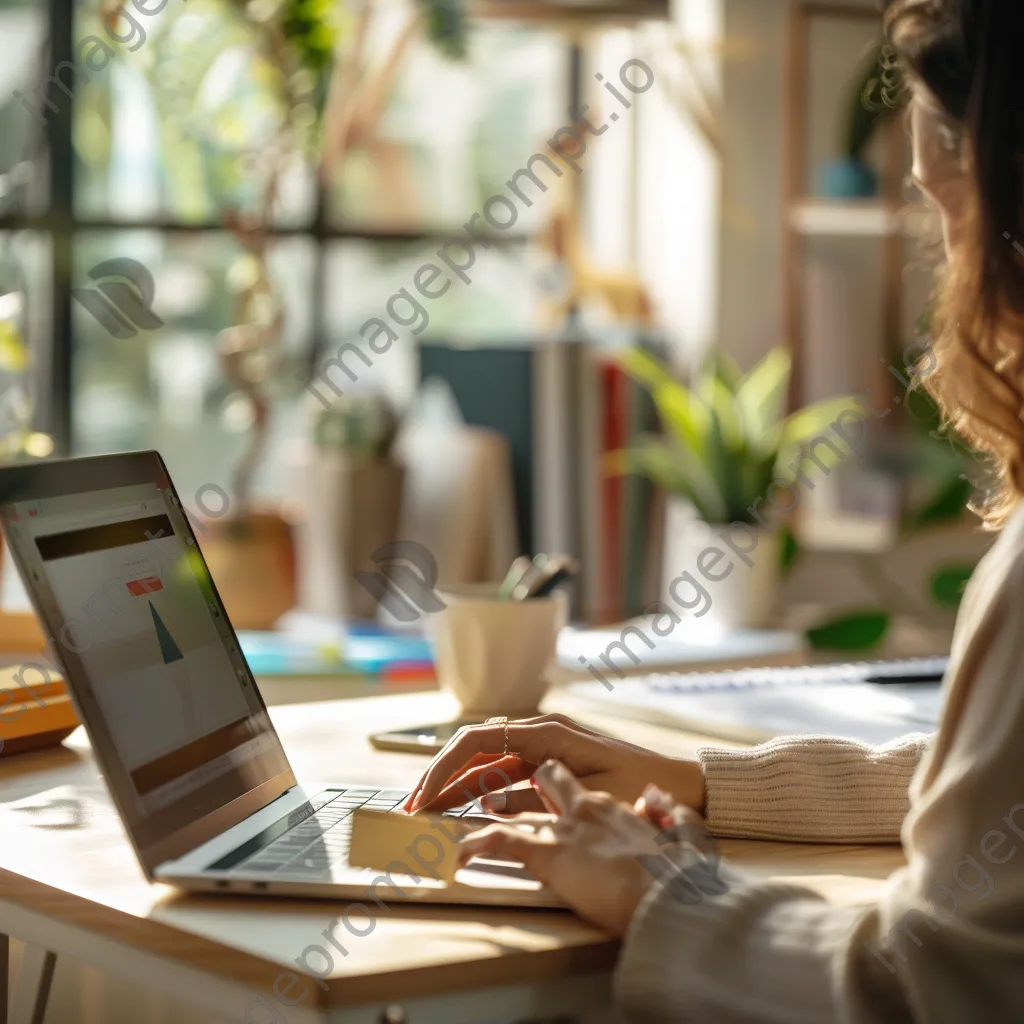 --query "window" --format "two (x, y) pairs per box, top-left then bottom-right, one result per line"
(0, 0), (568, 500)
